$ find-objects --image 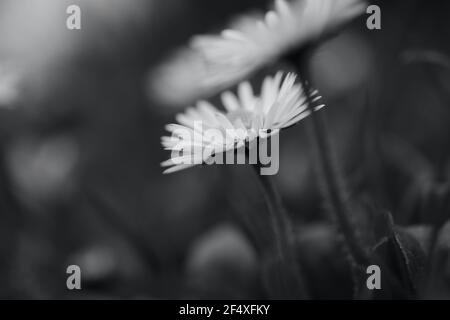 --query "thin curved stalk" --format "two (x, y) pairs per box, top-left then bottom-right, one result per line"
(252, 165), (291, 260)
(252, 164), (307, 299)
(300, 78), (370, 266)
